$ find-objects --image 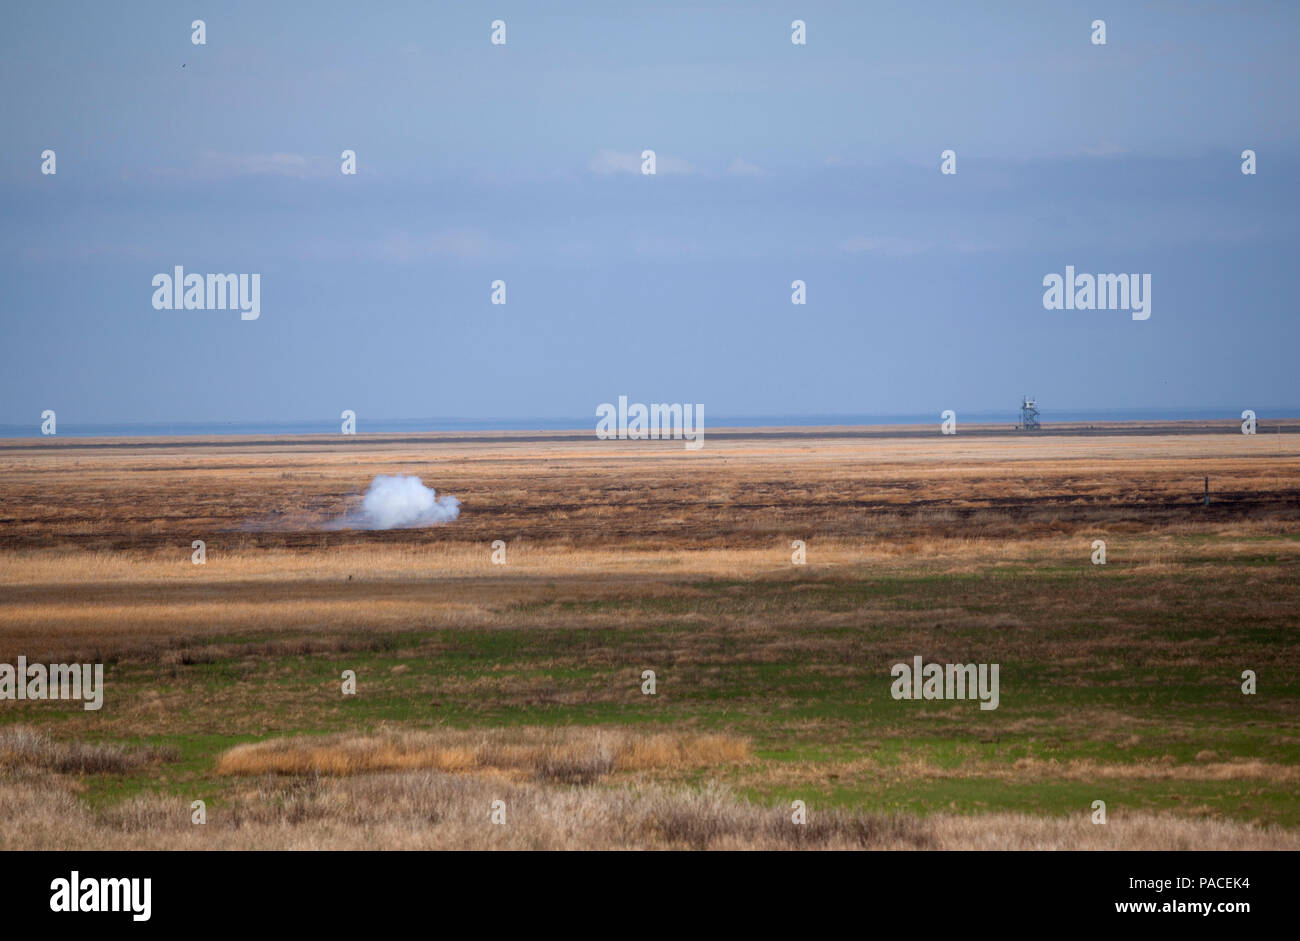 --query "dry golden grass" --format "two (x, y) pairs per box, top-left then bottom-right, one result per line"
(1, 772), (1294, 851)
(216, 728), (750, 782)
(0, 725), (177, 775)
(2, 429), (1296, 555)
